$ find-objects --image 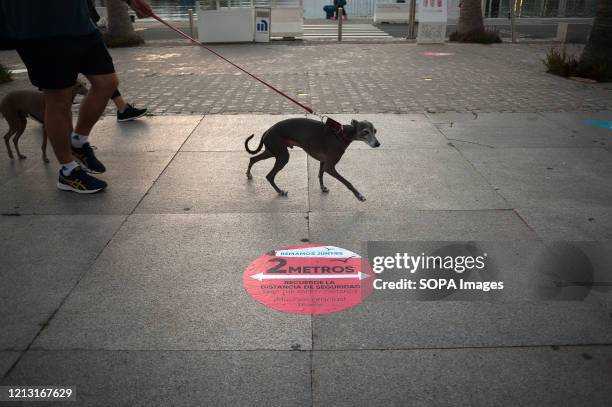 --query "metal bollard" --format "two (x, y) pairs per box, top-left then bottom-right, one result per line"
(407, 0), (416, 39)
(188, 8), (194, 38)
(337, 7), (343, 42)
(509, 0), (517, 43)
